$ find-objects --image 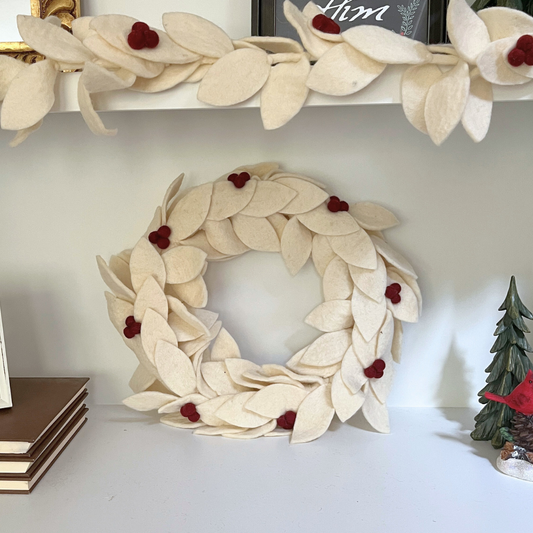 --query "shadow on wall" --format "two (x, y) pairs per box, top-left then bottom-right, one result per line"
(435, 341), (472, 408)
